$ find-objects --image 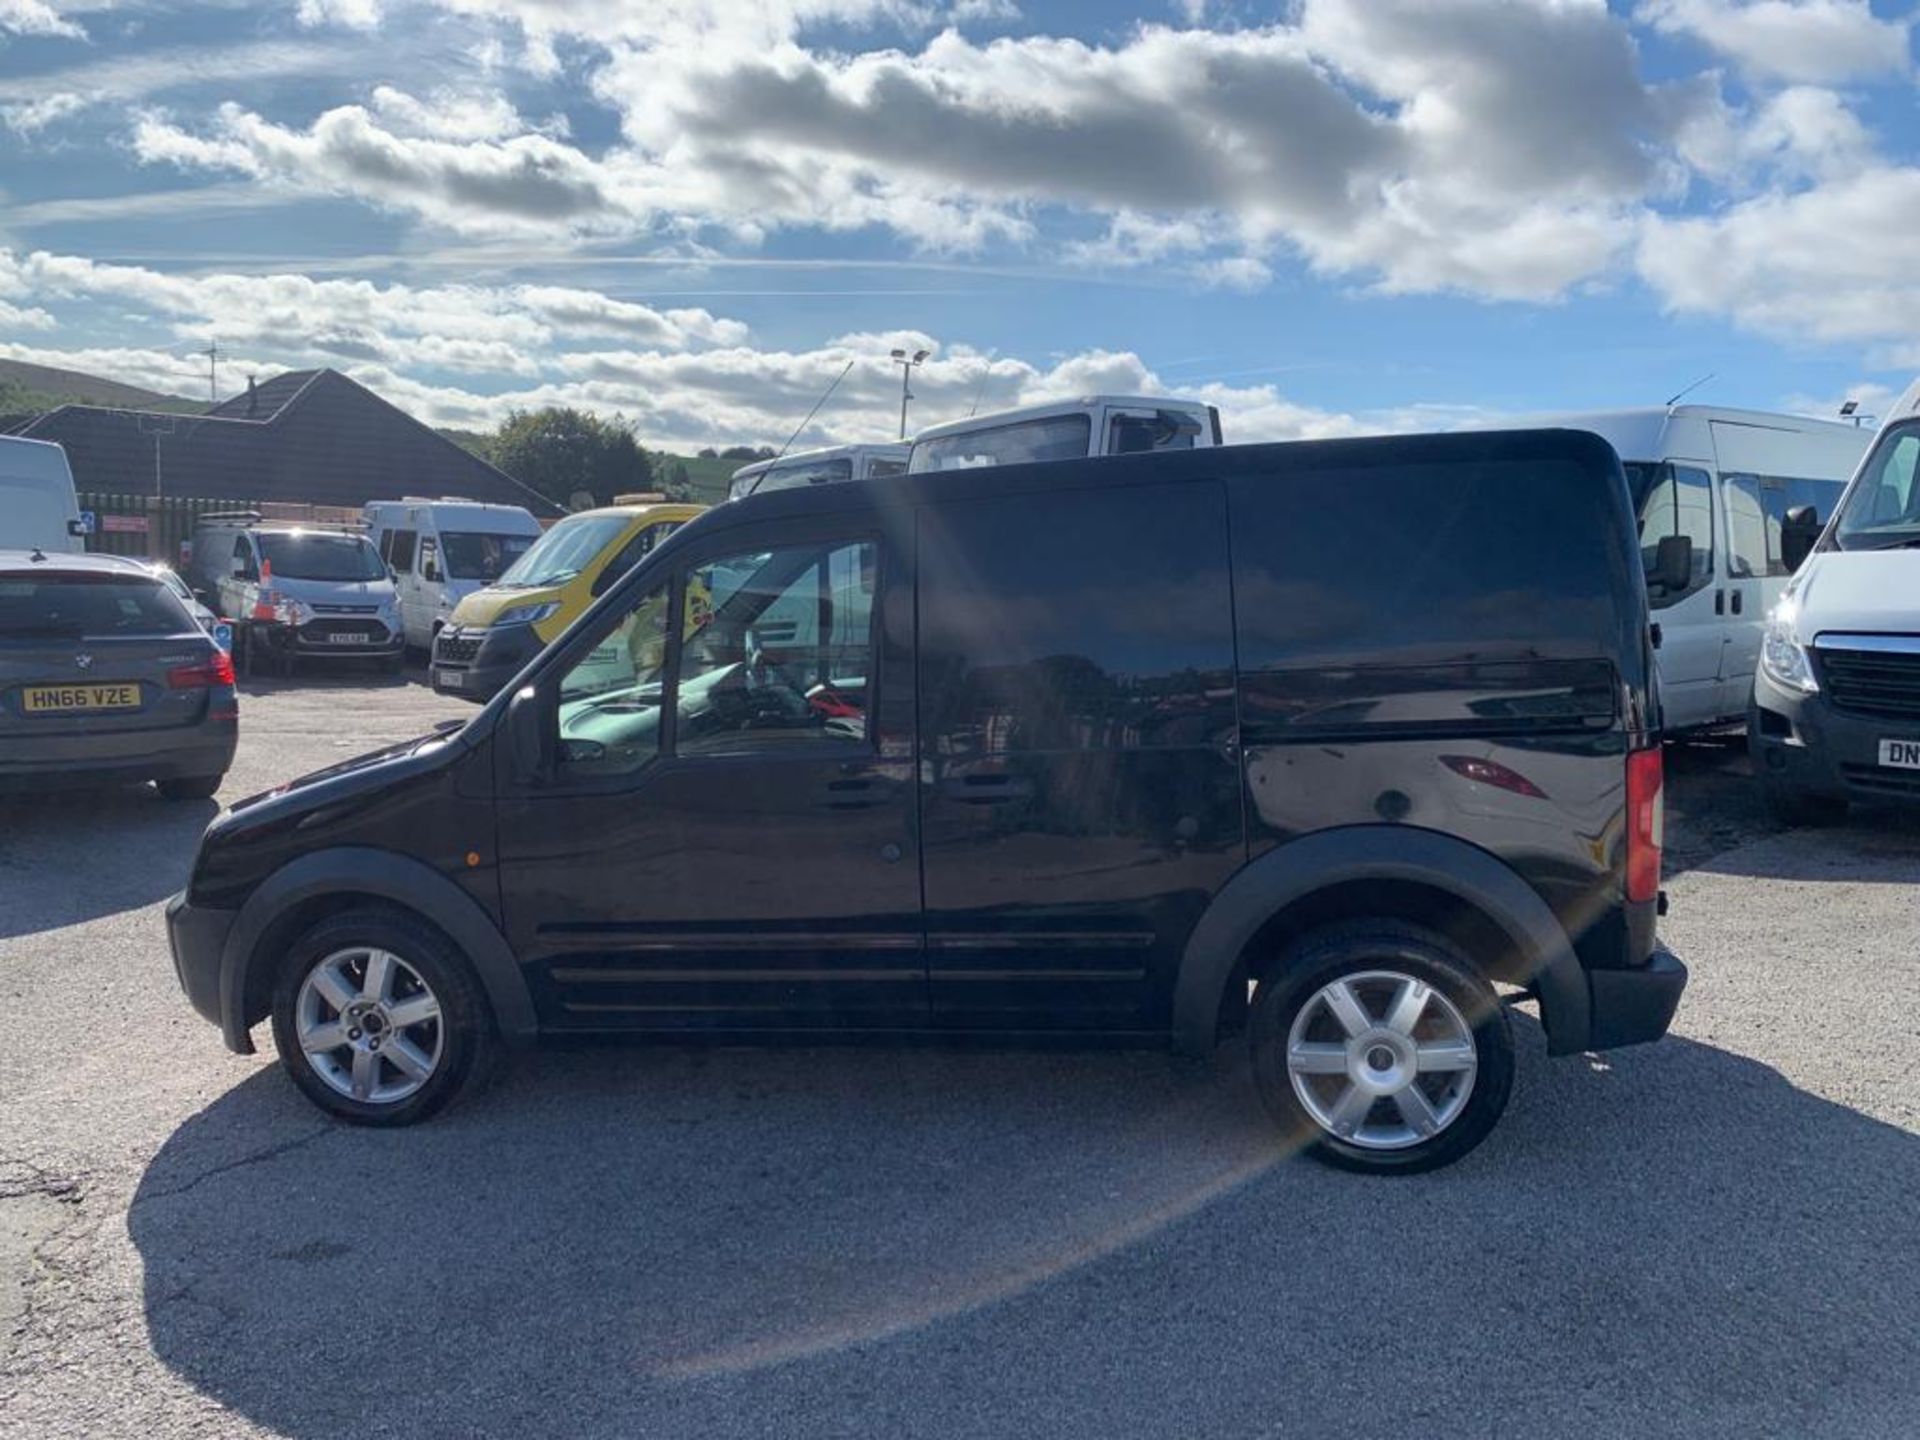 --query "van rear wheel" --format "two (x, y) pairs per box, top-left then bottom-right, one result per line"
(1250, 922), (1513, 1174)
(269, 908), (492, 1126)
